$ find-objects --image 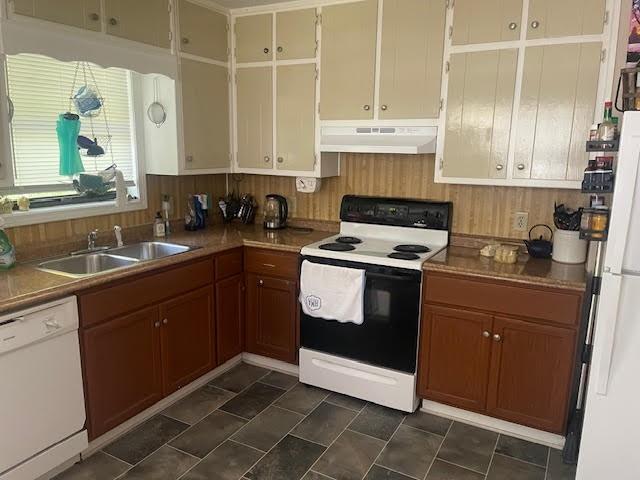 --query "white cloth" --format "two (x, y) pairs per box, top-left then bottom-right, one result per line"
(299, 260), (366, 325)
